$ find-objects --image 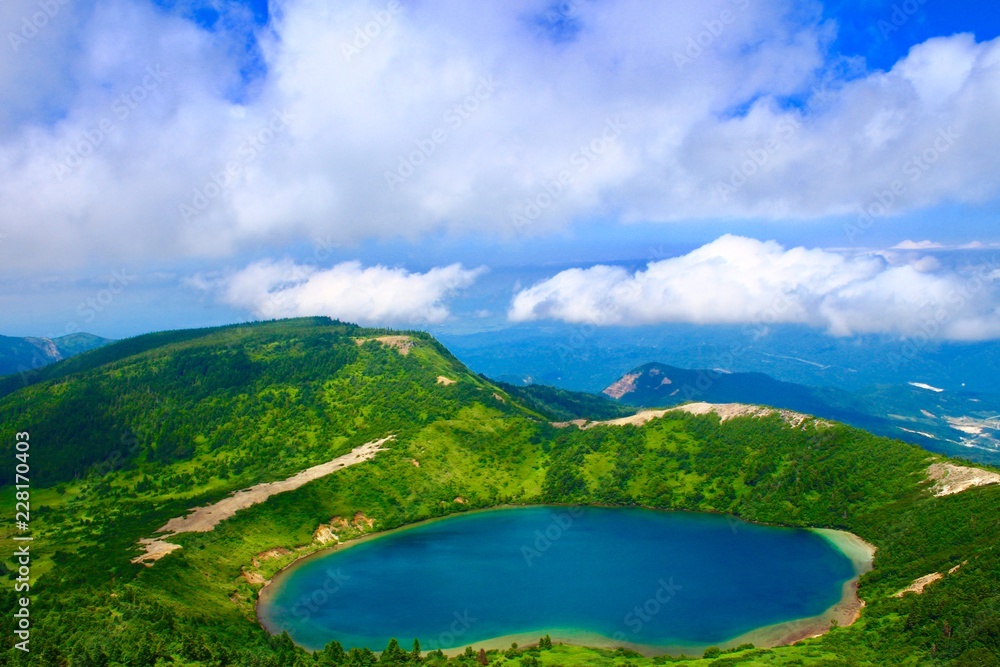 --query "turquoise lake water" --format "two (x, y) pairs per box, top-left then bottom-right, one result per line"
(257, 506), (857, 653)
